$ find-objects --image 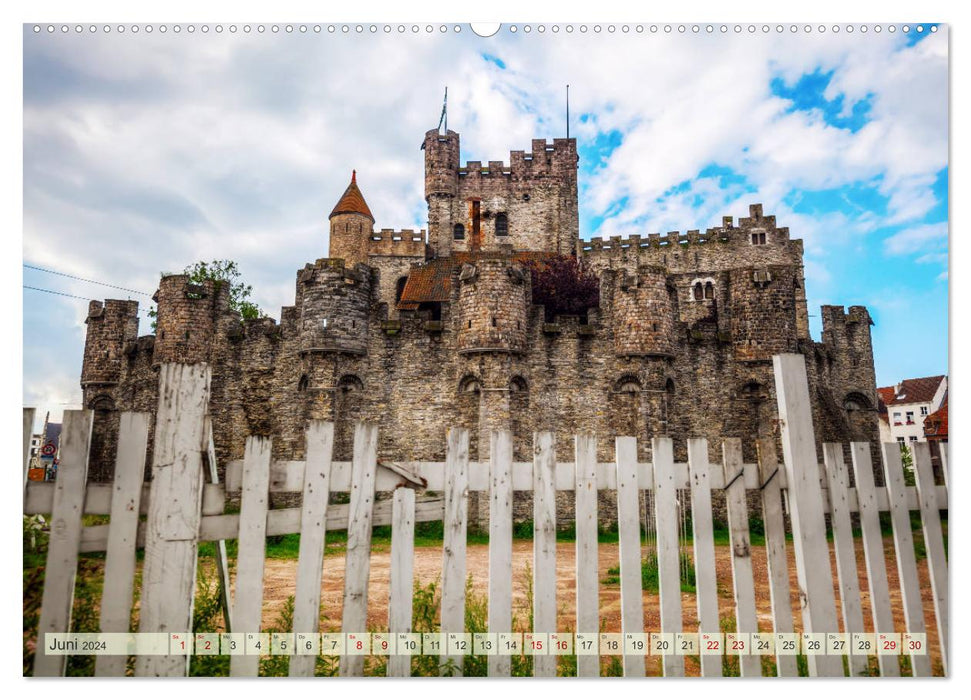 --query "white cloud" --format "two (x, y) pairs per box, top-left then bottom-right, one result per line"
(884, 222), (948, 256)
